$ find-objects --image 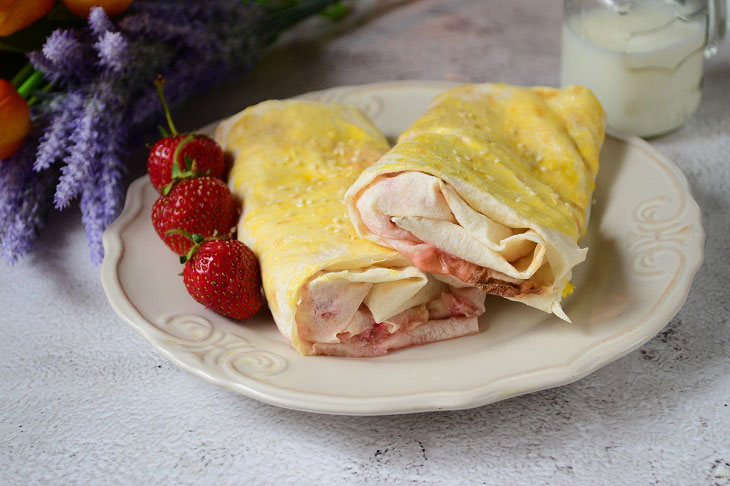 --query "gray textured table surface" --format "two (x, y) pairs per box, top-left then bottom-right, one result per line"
(2, 1), (729, 484)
